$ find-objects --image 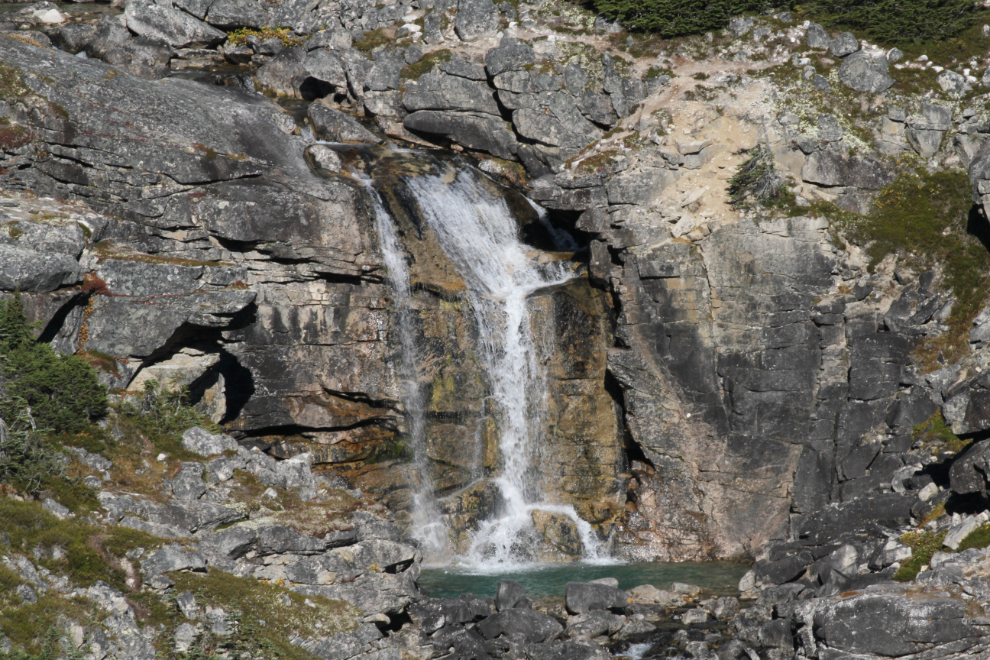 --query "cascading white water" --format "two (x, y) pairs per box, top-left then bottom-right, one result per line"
(403, 167), (606, 567)
(361, 176), (449, 558)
